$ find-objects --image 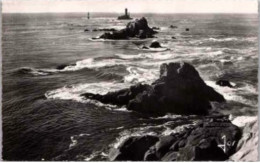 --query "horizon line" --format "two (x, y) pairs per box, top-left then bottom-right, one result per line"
(2, 11), (257, 14)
